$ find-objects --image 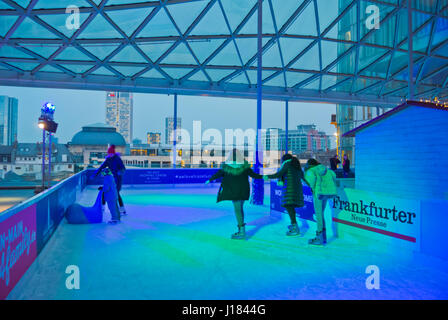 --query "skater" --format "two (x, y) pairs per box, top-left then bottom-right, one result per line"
(264, 154), (308, 236)
(342, 154), (351, 178)
(100, 167), (121, 224)
(330, 154), (340, 171)
(205, 149), (263, 240)
(304, 159), (338, 245)
(95, 144), (127, 215)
